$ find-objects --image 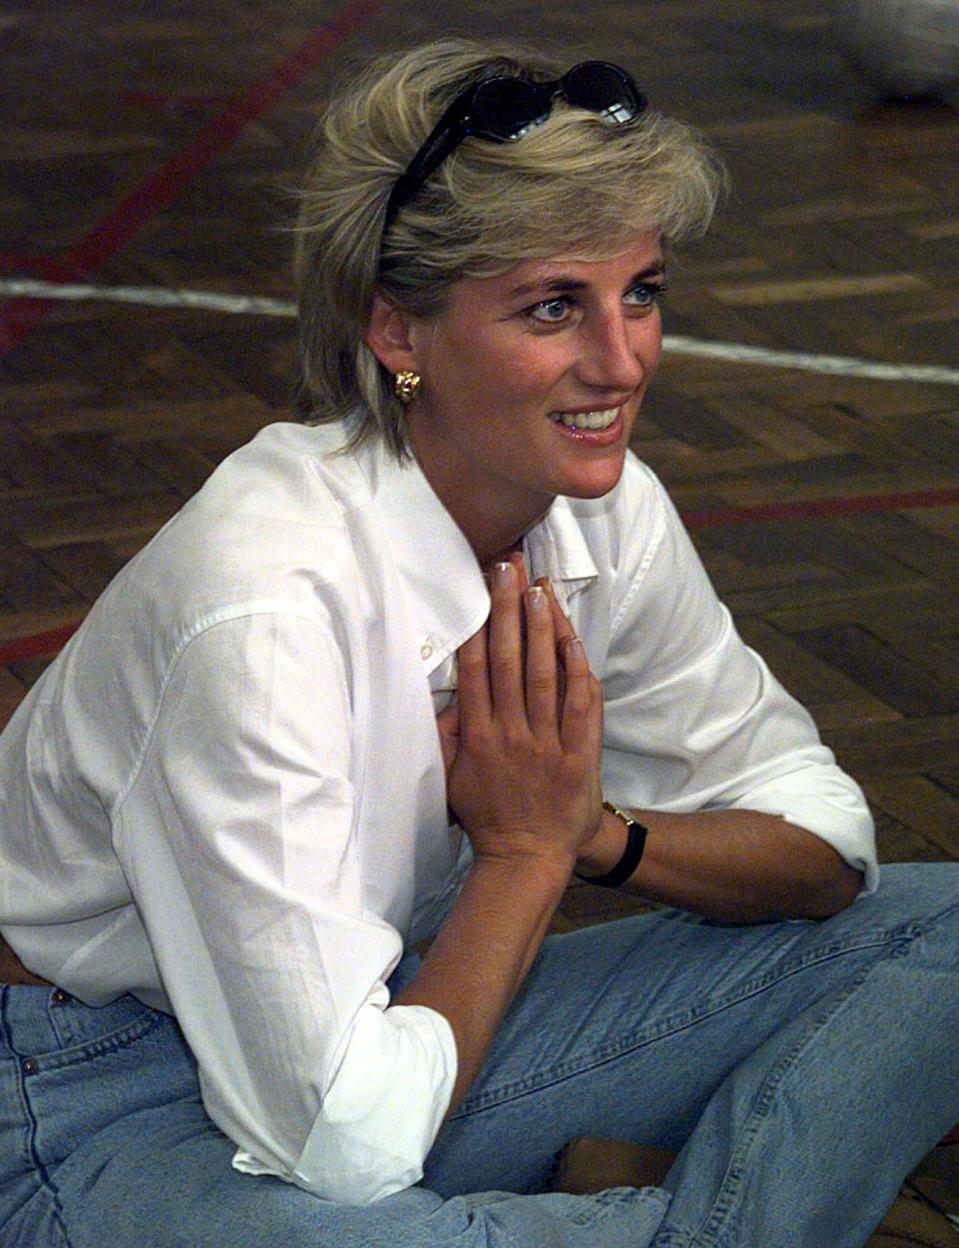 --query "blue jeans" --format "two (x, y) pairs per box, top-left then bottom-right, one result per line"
(2, 863), (958, 1247)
